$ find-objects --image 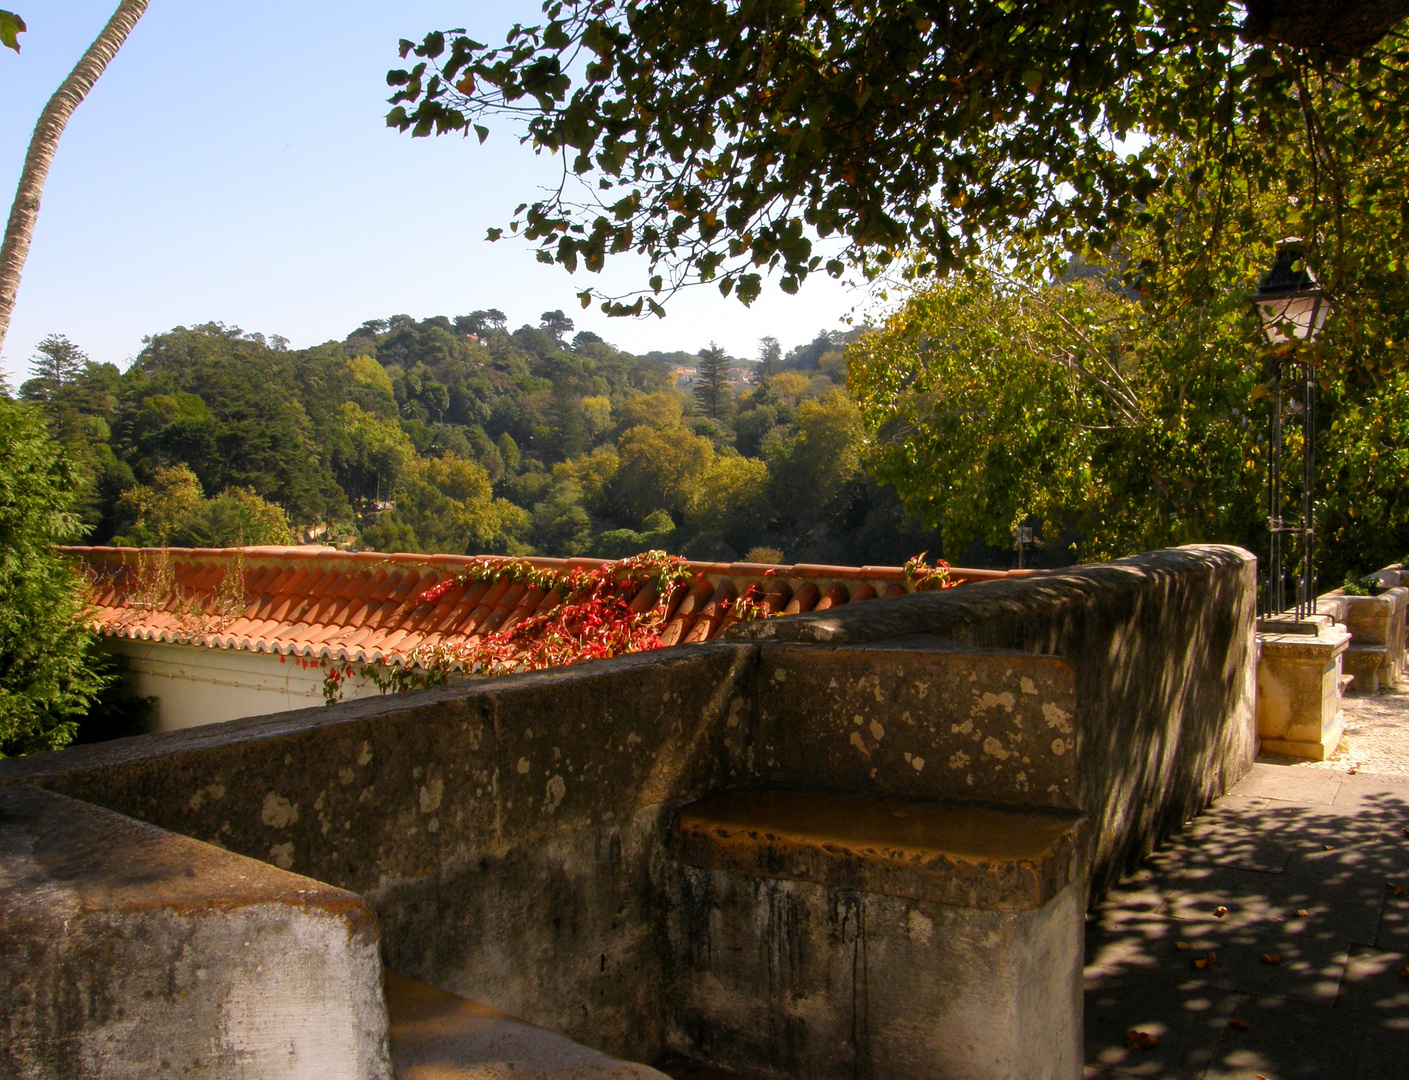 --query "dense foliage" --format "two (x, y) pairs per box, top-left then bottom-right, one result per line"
(0, 394), (110, 755)
(18, 316), (945, 568)
(850, 71), (1409, 586)
(388, 2), (1409, 313)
